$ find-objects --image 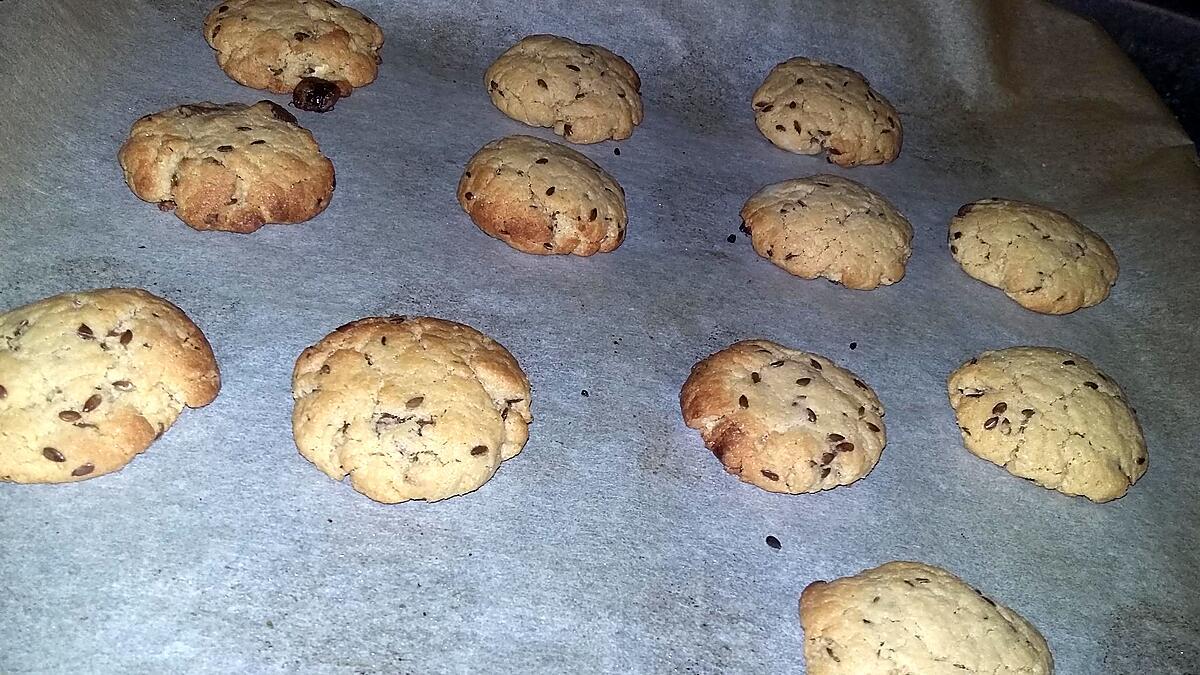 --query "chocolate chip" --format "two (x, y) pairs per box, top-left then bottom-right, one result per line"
(464, 192), (474, 200)
(765, 535), (781, 549)
(865, 422), (881, 433)
(563, 123), (573, 136)
(43, 447), (66, 462)
(992, 402), (1007, 415)
(806, 408), (817, 422)
(82, 394), (102, 412)
(952, 231), (963, 239)
(793, 120), (803, 134)
(0, 385), (6, 398)
(264, 101), (299, 124)
(827, 433), (844, 442)
(406, 396), (424, 408)
(809, 359), (822, 370)
(1084, 381), (1098, 389)
(760, 469), (779, 481)
(566, 64), (580, 72)
(58, 411), (81, 422)
(471, 445), (488, 456)
(490, 80), (499, 90)
(726, 234), (736, 243)
(613, 147), (621, 156)
(774, 124), (785, 132)
(821, 452), (835, 464)
(292, 77), (343, 113)
(950, 245), (958, 255)
(849, 342), (857, 350)
(853, 379), (867, 390)
(581, 390), (589, 397)
(537, 78), (548, 88)
(796, 378), (811, 386)
(796, 78), (804, 84)
(546, 186), (555, 196)
(589, 208), (598, 221)
(71, 463), (95, 477)
(77, 324), (94, 339)
(750, 372), (761, 384)
(769, 360), (785, 368)
(294, 31), (310, 40)
(1136, 456), (1146, 465)
(1062, 360), (1075, 366)
(836, 442), (855, 453)
(1021, 409), (1035, 418)
(820, 467), (831, 479)
(113, 381), (134, 391)
(738, 395), (749, 408)
(319, 364), (331, 375)
(740, 222), (751, 235)
(217, 145), (233, 152)
(251, 140), (266, 145)
(120, 330), (133, 345)
(218, 4), (228, 11)
(984, 416), (999, 430)
(236, 126), (252, 131)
